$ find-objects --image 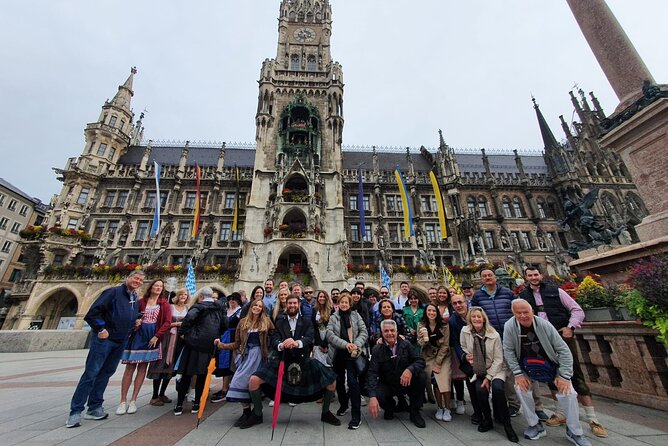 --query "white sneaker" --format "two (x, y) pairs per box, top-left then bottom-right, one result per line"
(269, 400), (275, 407)
(441, 408), (452, 422)
(127, 401), (137, 414)
(115, 402), (127, 415)
(360, 396), (367, 407)
(288, 402), (297, 407)
(455, 400), (466, 415)
(435, 408), (444, 421)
